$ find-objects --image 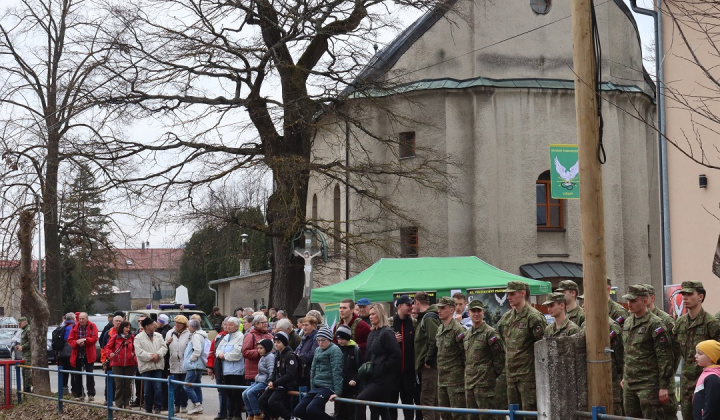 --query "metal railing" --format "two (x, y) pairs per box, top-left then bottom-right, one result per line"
(12, 363), (633, 420)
